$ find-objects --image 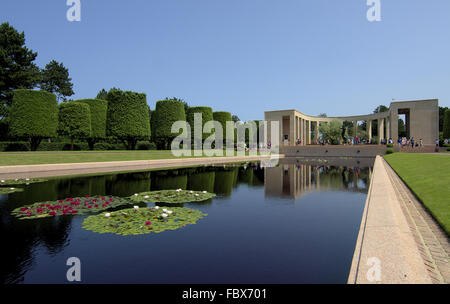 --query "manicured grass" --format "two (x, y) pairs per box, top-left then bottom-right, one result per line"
(0, 150), (268, 166)
(384, 153), (450, 235)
